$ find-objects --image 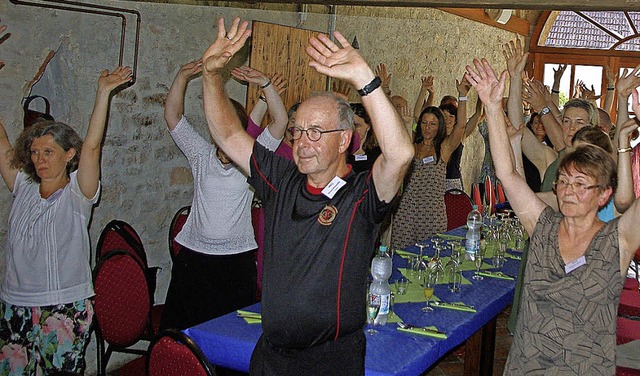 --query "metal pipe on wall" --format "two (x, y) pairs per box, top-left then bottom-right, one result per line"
(9, 0), (140, 84)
